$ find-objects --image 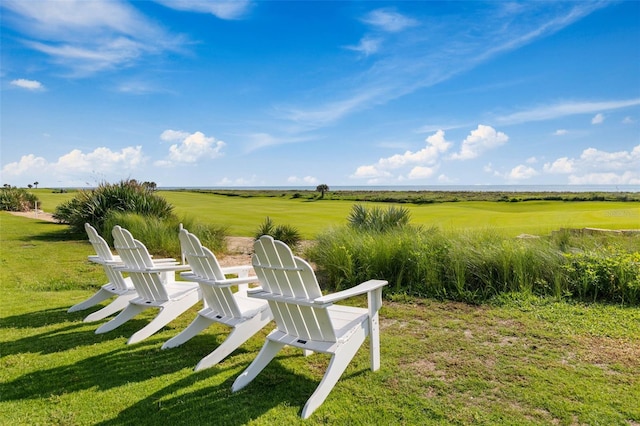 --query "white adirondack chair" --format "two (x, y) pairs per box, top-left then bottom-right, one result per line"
(232, 235), (388, 419)
(95, 225), (200, 344)
(68, 223), (137, 322)
(161, 228), (273, 371)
